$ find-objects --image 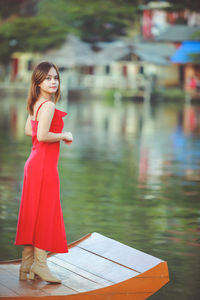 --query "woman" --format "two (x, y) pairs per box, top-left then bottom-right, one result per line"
(15, 61), (73, 283)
